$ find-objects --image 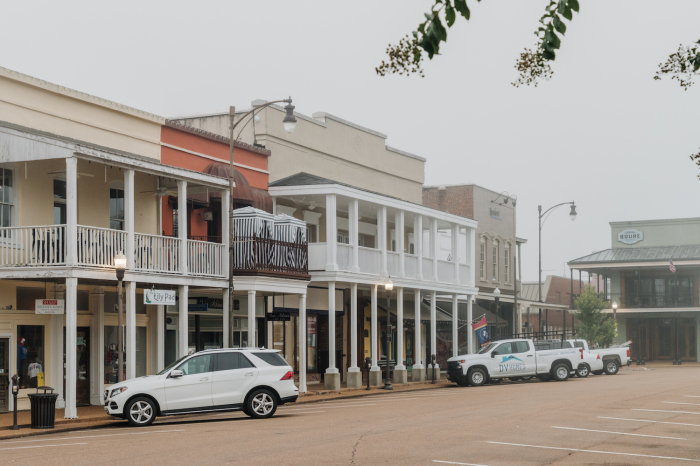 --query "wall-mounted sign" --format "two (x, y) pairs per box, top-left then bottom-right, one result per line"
(188, 303), (209, 313)
(617, 229), (644, 245)
(489, 208), (502, 220)
(35, 299), (64, 315)
(144, 290), (176, 306)
(269, 312), (291, 322)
